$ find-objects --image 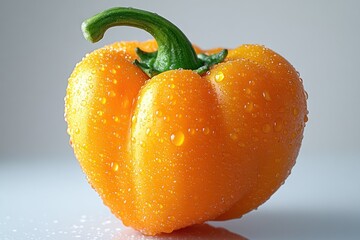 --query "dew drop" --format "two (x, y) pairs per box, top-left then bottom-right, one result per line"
(110, 69), (117, 74)
(244, 101), (254, 112)
(274, 122), (283, 132)
(145, 128), (151, 135)
(188, 128), (195, 135)
(113, 79), (118, 84)
(101, 119), (107, 124)
(262, 91), (272, 101)
(304, 115), (309, 123)
(244, 88), (252, 95)
(75, 128), (80, 134)
(131, 115), (137, 122)
(163, 116), (170, 122)
(170, 131), (185, 146)
(111, 162), (119, 172)
(214, 72), (225, 82)
(108, 91), (116, 97)
(97, 111), (104, 116)
(304, 90), (309, 100)
(202, 127), (210, 135)
(168, 83), (175, 89)
(155, 110), (163, 117)
(113, 116), (119, 122)
(99, 97), (107, 104)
